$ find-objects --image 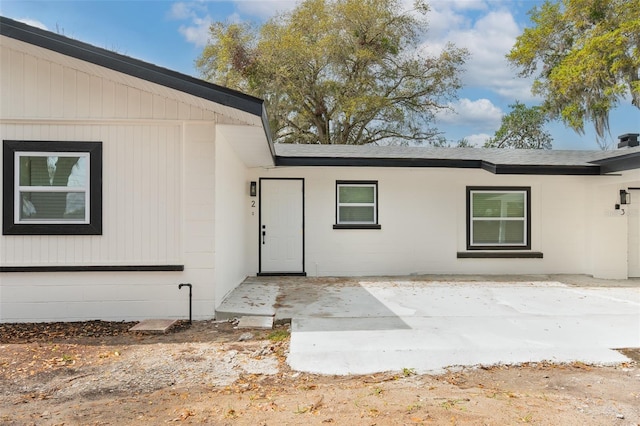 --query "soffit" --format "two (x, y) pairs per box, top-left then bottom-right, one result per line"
(217, 124), (275, 168)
